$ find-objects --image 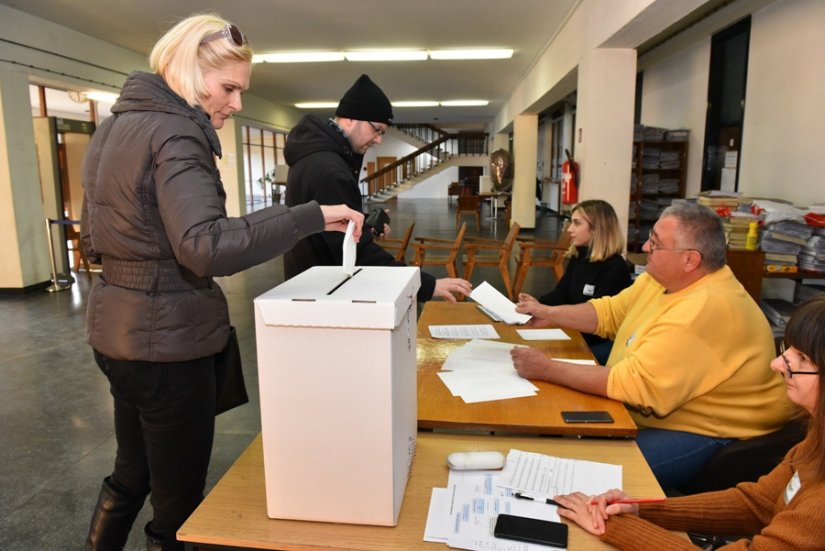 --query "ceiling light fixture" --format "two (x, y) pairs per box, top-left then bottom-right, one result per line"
(429, 49), (514, 60)
(440, 100), (490, 107)
(392, 101), (439, 107)
(253, 52), (345, 63)
(344, 50), (428, 62)
(294, 102), (339, 109)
